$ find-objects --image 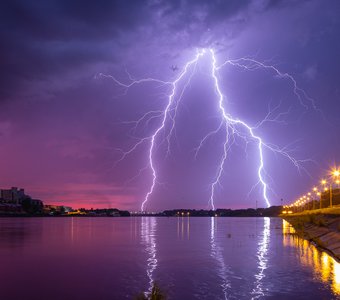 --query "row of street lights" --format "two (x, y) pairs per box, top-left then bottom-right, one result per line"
(283, 167), (340, 213)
